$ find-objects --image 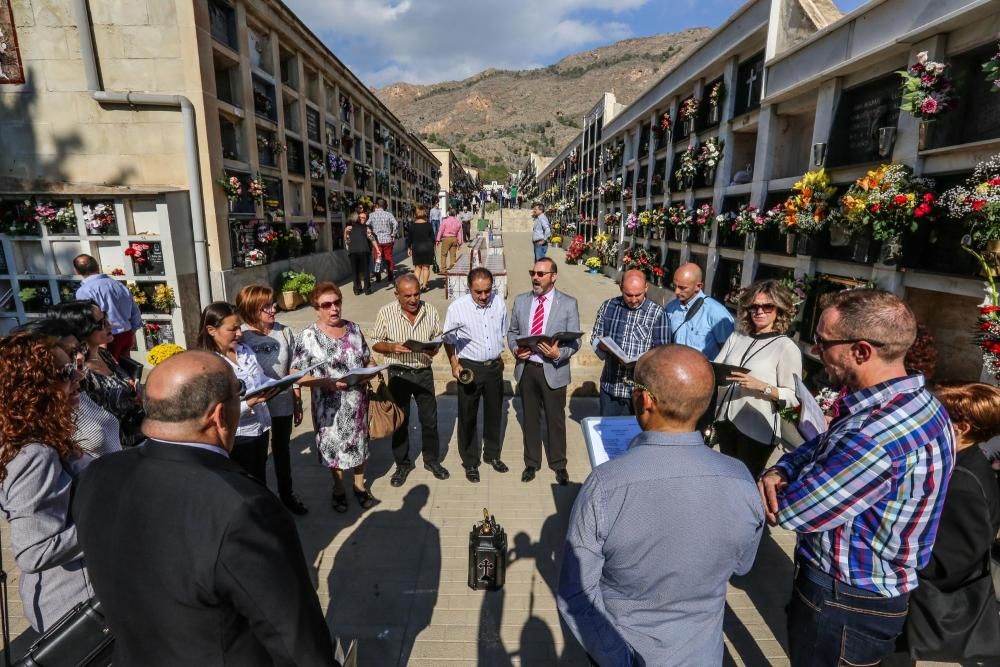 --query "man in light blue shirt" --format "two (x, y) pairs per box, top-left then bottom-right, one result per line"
(530, 202), (550, 261)
(74, 254), (142, 361)
(558, 345), (763, 666)
(664, 262), (734, 359)
(429, 204), (442, 238)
